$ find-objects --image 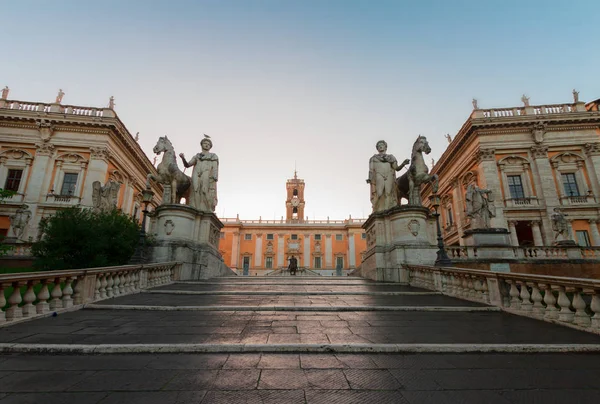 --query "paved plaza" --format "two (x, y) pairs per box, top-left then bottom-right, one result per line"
(2, 276), (600, 403)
